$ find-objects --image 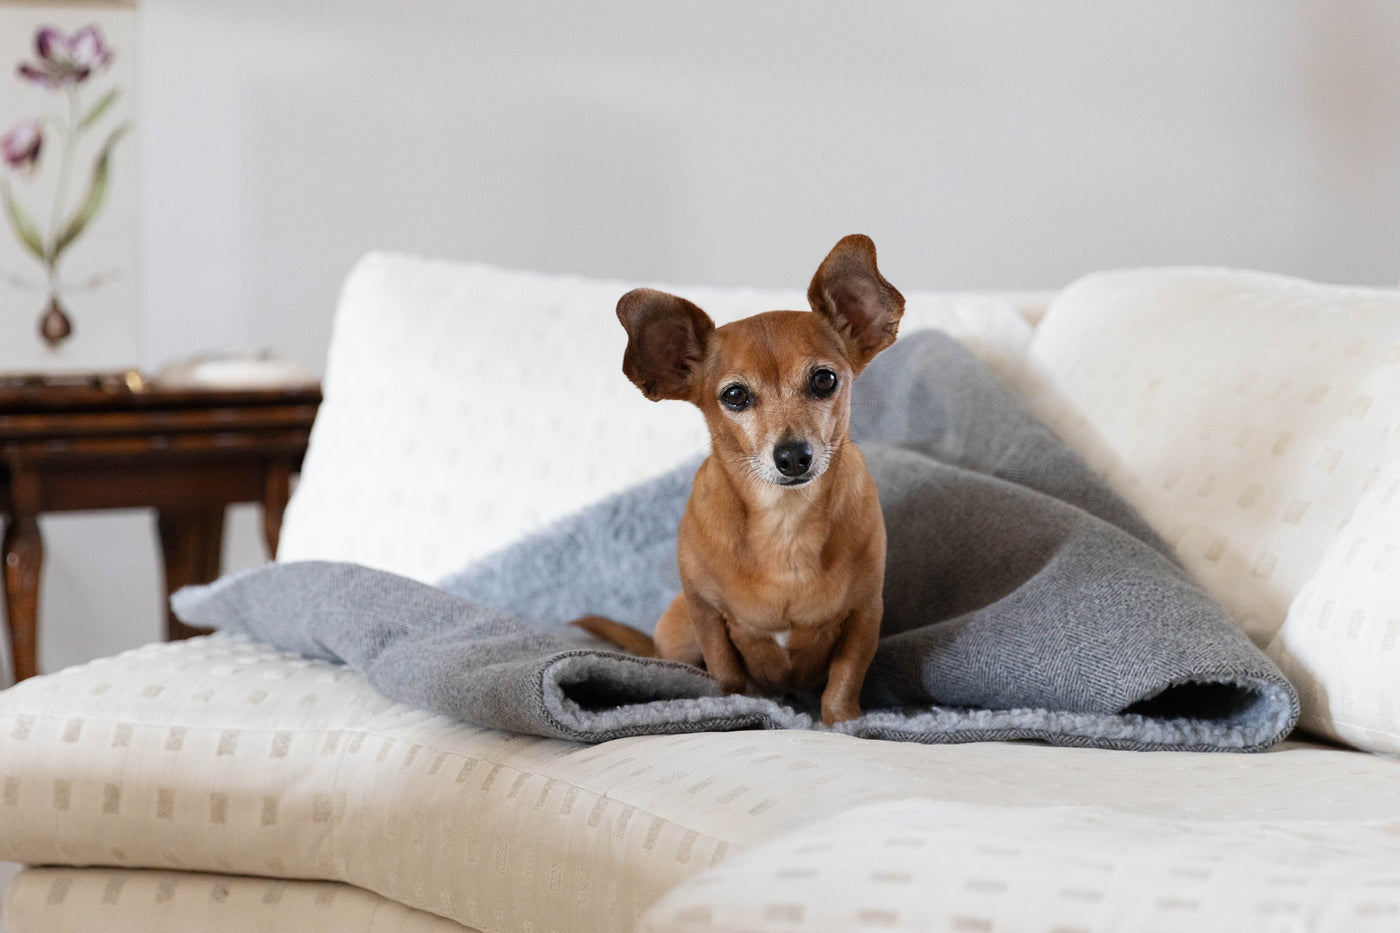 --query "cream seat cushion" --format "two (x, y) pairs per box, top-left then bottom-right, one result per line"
(3, 869), (473, 933)
(3, 636), (1399, 932)
(641, 799), (1400, 933)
